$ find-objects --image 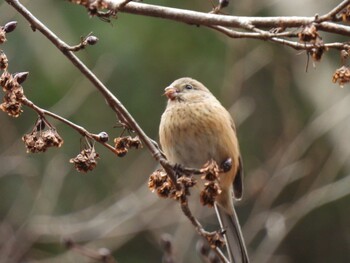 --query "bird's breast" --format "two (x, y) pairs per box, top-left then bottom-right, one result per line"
(159, 101), (239, 170)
